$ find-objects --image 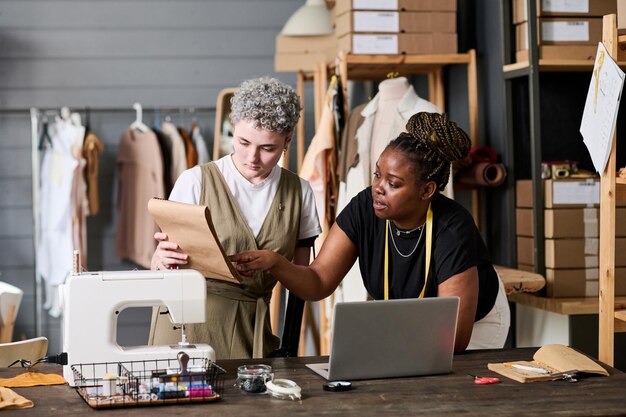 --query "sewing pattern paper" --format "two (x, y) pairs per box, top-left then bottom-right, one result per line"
(580, 42), (625, 174)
